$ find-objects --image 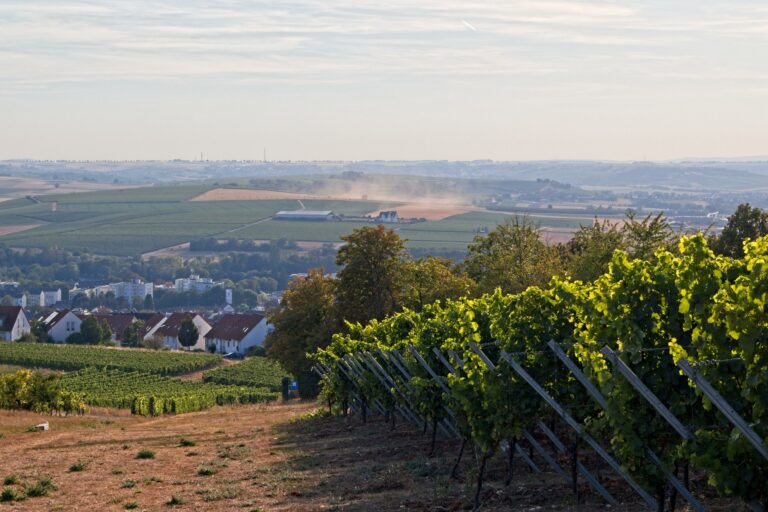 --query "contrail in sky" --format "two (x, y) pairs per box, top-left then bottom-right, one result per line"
(461, 19), (477, 31)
